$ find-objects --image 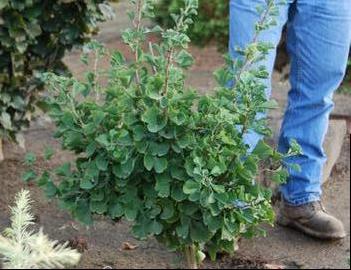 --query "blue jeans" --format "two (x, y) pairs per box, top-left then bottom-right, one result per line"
(229, 0), (351, 206)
